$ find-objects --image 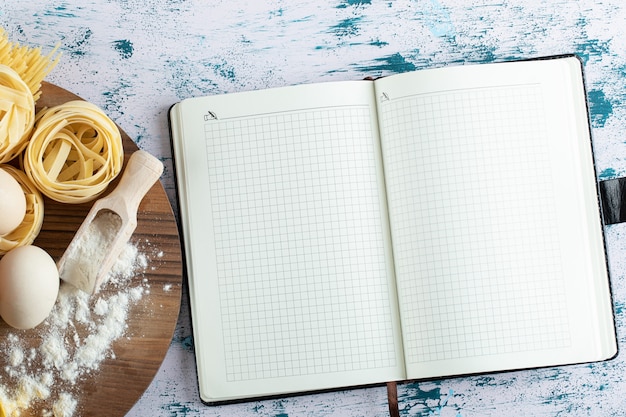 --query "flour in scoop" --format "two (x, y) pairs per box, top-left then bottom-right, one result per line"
(0, 239), (154, 417)
(60, 210), (122, 293)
